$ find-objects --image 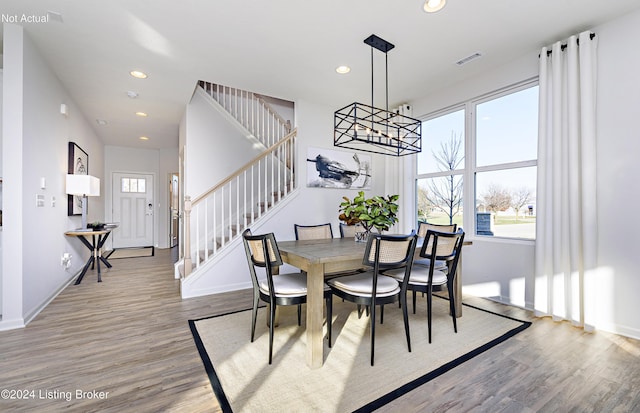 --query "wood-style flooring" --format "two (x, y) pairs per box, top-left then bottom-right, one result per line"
(0, 248), (638, 412)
